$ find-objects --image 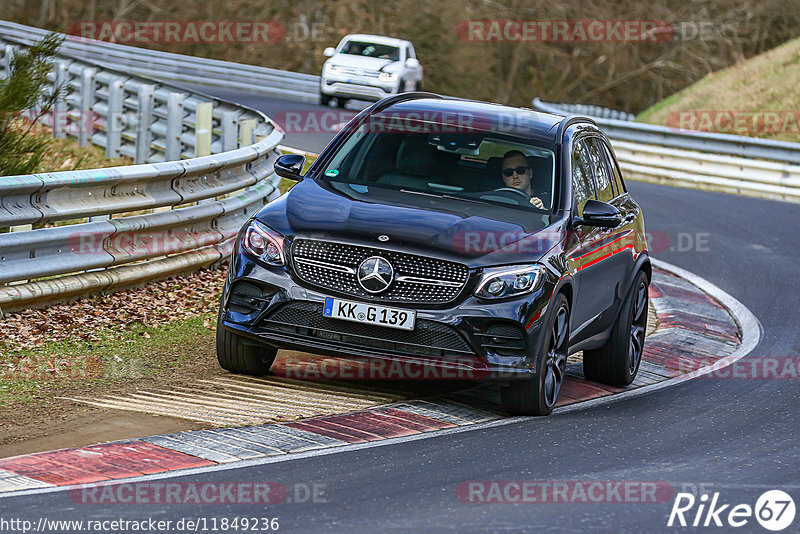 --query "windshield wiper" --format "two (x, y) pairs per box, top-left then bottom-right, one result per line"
(399, 189), (495, 206)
